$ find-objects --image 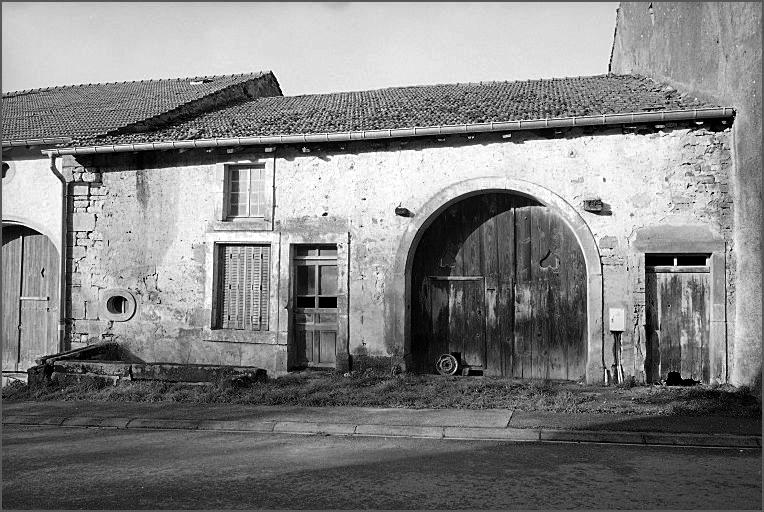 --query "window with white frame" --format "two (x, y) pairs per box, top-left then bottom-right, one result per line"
(216, 244), (270, 330)
(225, 163), (268, 219)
